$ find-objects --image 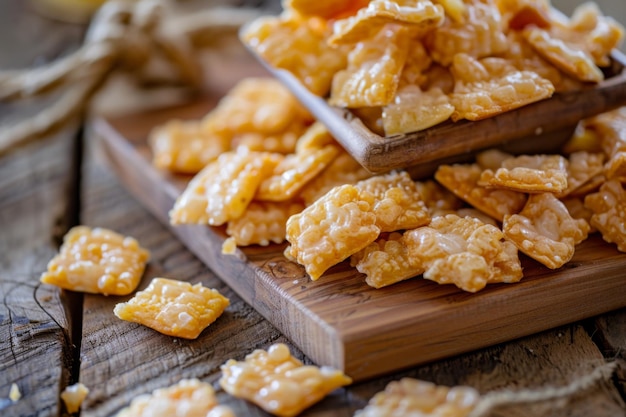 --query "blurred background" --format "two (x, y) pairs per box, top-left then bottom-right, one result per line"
(20, 0), (626, 30)
(554, 0), (625, 36)
(555, 1), (626, 56)
(0, 0), (624, 129)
